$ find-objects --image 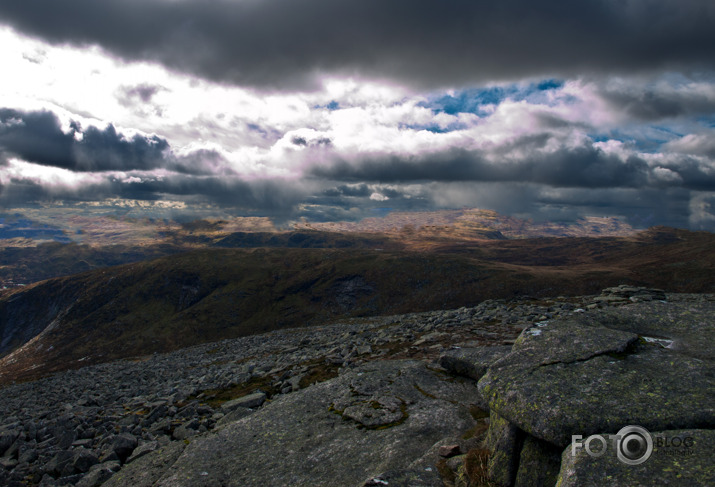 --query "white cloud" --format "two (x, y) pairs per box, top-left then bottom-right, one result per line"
(652, 167), (683, 183)
(0, 158), (102, 188)
(664, 132), (715, 157)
